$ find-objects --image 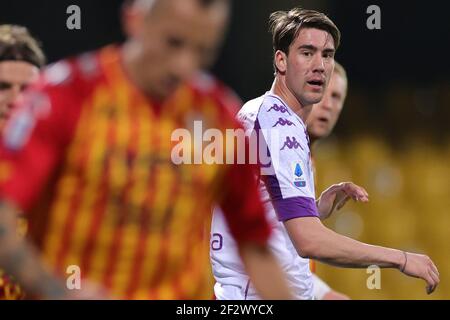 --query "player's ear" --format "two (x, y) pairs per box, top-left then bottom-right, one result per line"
(121, 0), (146, 38)
(274, 50), (287, 74)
